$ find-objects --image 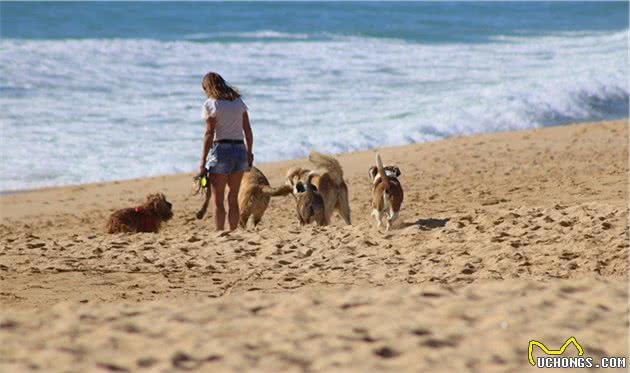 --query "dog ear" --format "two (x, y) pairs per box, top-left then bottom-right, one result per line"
(294, 182), (305, 194)
(393, 166), (401, 177)
(368, 166), (377, 181)
(160, 194), (172, 209)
